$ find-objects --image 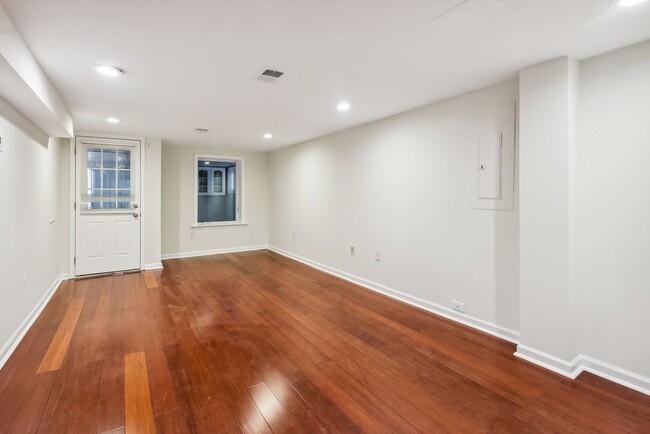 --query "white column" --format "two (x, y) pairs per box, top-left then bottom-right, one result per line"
(516, 56), (580, 374)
